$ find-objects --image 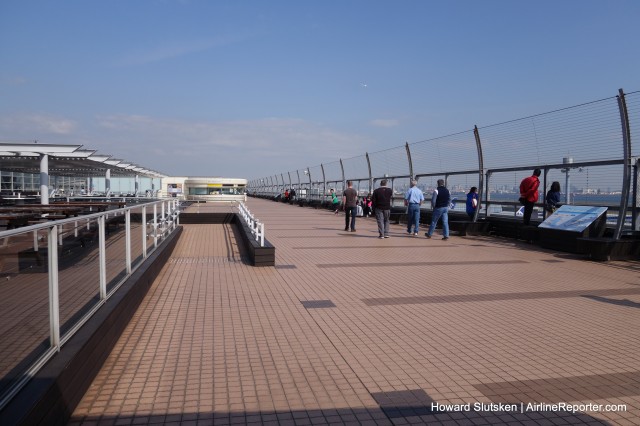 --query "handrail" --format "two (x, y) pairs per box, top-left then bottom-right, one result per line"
(237, 202), (265, 247)
(0, 198), (181, 411)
